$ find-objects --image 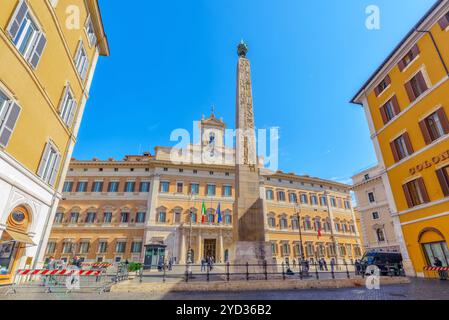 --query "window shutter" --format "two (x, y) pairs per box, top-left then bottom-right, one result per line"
(379, 105), (388, 125)
(37, 143), (51, 177)
(7, 0), (29, 39)
(419, 119), (432, 145)
(402, 184), (413, 208)
(29, 32), (47, 69)
(374, 86), (380, 97)
(49, 154), (61, 186)
(405, 81), (416, 102)
(417, 178), (430, 203)
(437, 107), (449, 134)
(439, 14), (449, 30)
(403, 132), (414, 155)
(391, 95), (401, 115)
(0, 102), (21, 147)
(390, 140), (399, 163)
(436, 168), (449, 197)
(81, 58), (89, 80)
(385, 75), (391, 86)
(398, 59), (406, 72)
(67, 99), (77, 128)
